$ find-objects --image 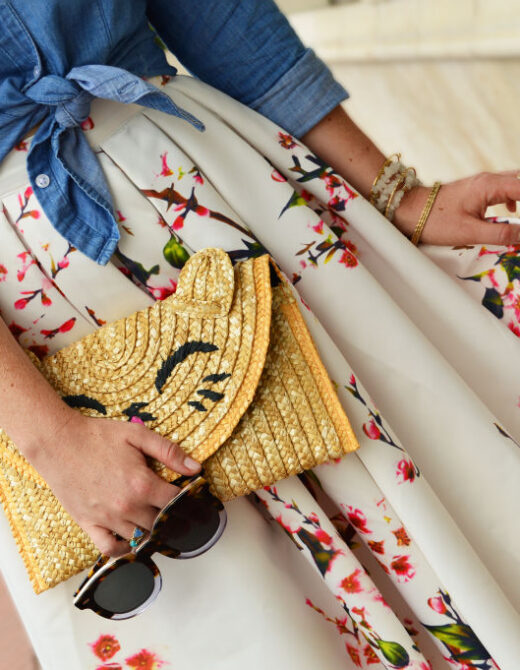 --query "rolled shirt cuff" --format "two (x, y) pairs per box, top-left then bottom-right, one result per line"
(247, 48), (349, 139)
